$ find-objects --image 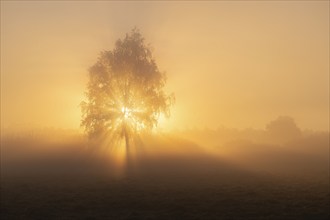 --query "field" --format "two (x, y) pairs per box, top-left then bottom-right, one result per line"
(1, 133), (329, 219)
